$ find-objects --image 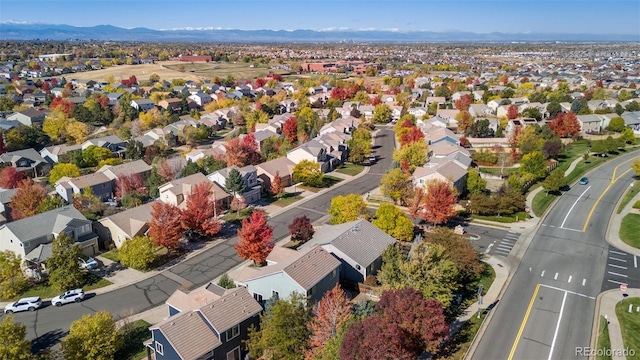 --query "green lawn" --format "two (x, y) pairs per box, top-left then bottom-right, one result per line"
(620, 213), (640, 248)
(615, 297), (640, 356)
(116, 319), (152, 360)
(617, 181), (640, 213)
(335, 163), (364, 176)
(270, 193), (303, 207)
(596, 316), (613, 360)
(298, 175), (343, 192)
(477, 167), (518, 176)
(102, 250), (120, 263)
(2, 273), (112, 301)
(634, 200), (640, 209)
(221, 208), (253, 223)
(471, 211), (531, 223)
